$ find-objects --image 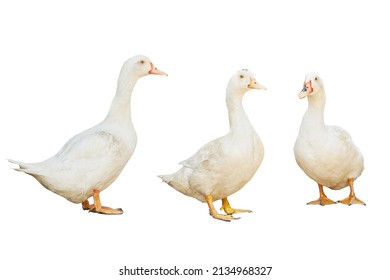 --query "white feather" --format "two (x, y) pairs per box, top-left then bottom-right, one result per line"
(9, 55), (165, 203)
(294, 72), (364, 190)
(159, 70), (266, 202)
